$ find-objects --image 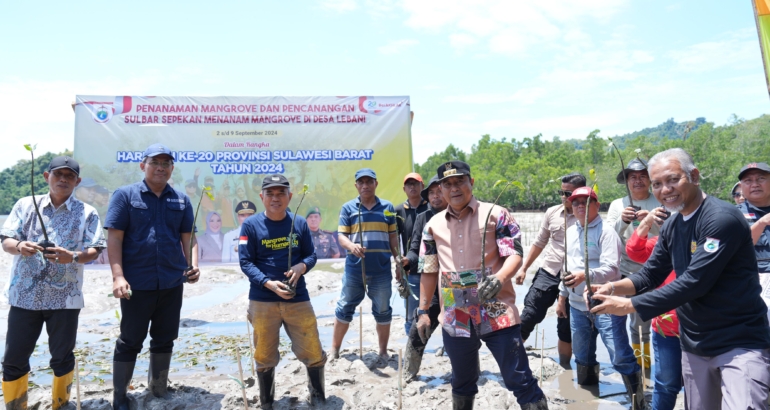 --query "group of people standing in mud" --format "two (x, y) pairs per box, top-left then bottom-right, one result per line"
(1, 142), (769, 410)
